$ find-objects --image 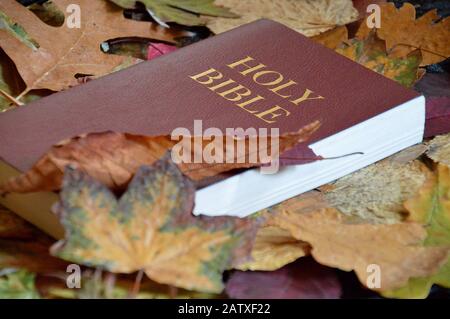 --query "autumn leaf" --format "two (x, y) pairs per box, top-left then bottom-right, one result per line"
(416, 73), (450, 98)
(0, 270), (40, 299)
(0, 206), (36, 240)
(147, 42), (177, 60)
(0, 9), (38, 50)
(50, 155), (260, 293)
(1, 121), (319, 193)
(235, 226), (309, 271)
(109, 0), (237, 27)
(427, 133), (450, 168)
(356, 3), (450, 66)
(0, 0), (184, 98)
(383, 164), (450, 298)
(0, 239), (68, 274)
(425, 97), (450, 138)
(323, 158), (431, 224)
(226, 258), (342, 299)
(311, 26), (348, 50)
(206, 0), (358, 37)
(264, 191), (449, 291)
(336, 31), (423, 87)
(0, 206), (68, 274)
